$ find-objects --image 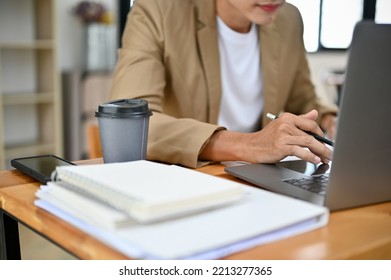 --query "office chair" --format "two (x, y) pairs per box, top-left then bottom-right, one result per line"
(86, 123), (103, 159)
